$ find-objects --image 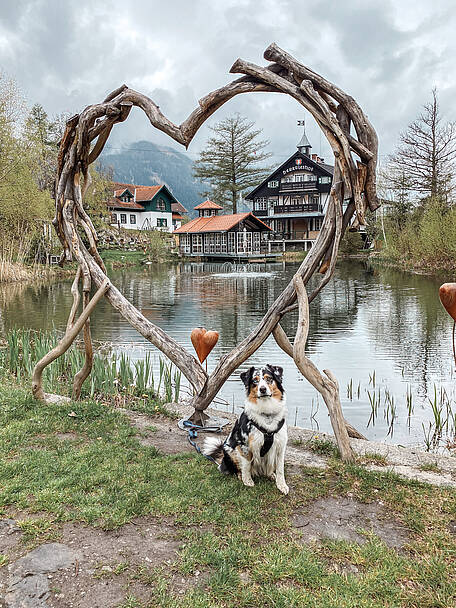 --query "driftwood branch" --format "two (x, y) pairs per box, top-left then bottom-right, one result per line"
(272, 318), (366, 446)
(291, 275), (355, 461)
(72, 291), (94, 400)
(32, 279), (110, 401)
(36, 43), (379, 438)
